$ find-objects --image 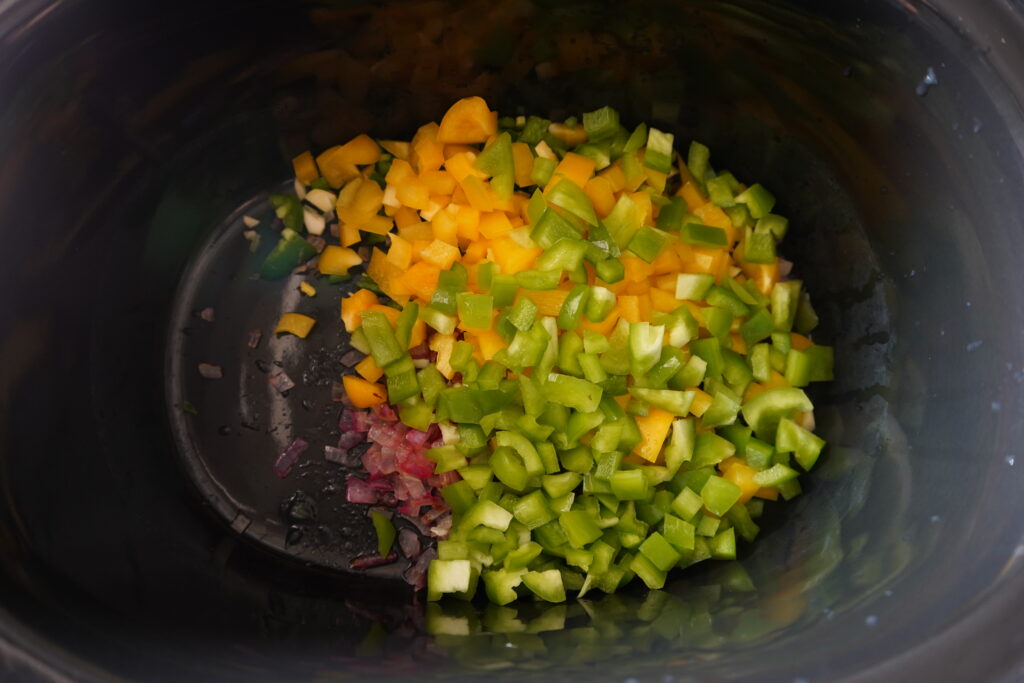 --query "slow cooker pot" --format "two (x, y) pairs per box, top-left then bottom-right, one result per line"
(1, 0), (1023, 680)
